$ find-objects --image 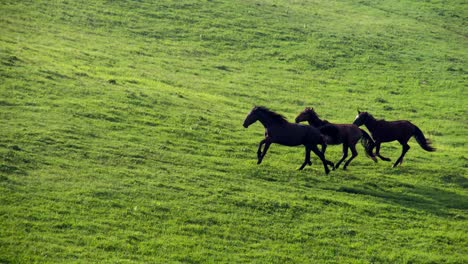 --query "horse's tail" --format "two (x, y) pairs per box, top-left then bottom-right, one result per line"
(319, 124), (340, 144)
(413, 126), (435, 152)
(359, 129), (377, 162)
